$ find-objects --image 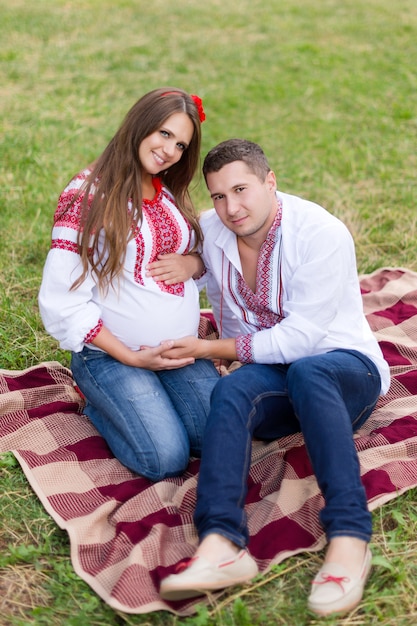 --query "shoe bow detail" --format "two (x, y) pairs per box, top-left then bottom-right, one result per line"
(313, 573), (350, 591)
(174, 557), (197, 573)
(307, 547), (373, 617)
